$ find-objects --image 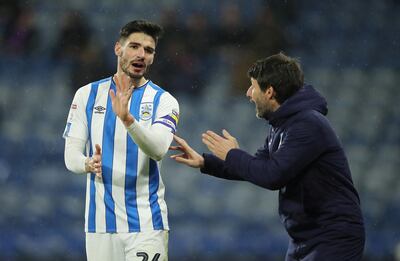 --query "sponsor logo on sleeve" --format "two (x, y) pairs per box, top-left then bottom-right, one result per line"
(63, 122), (72, 138)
